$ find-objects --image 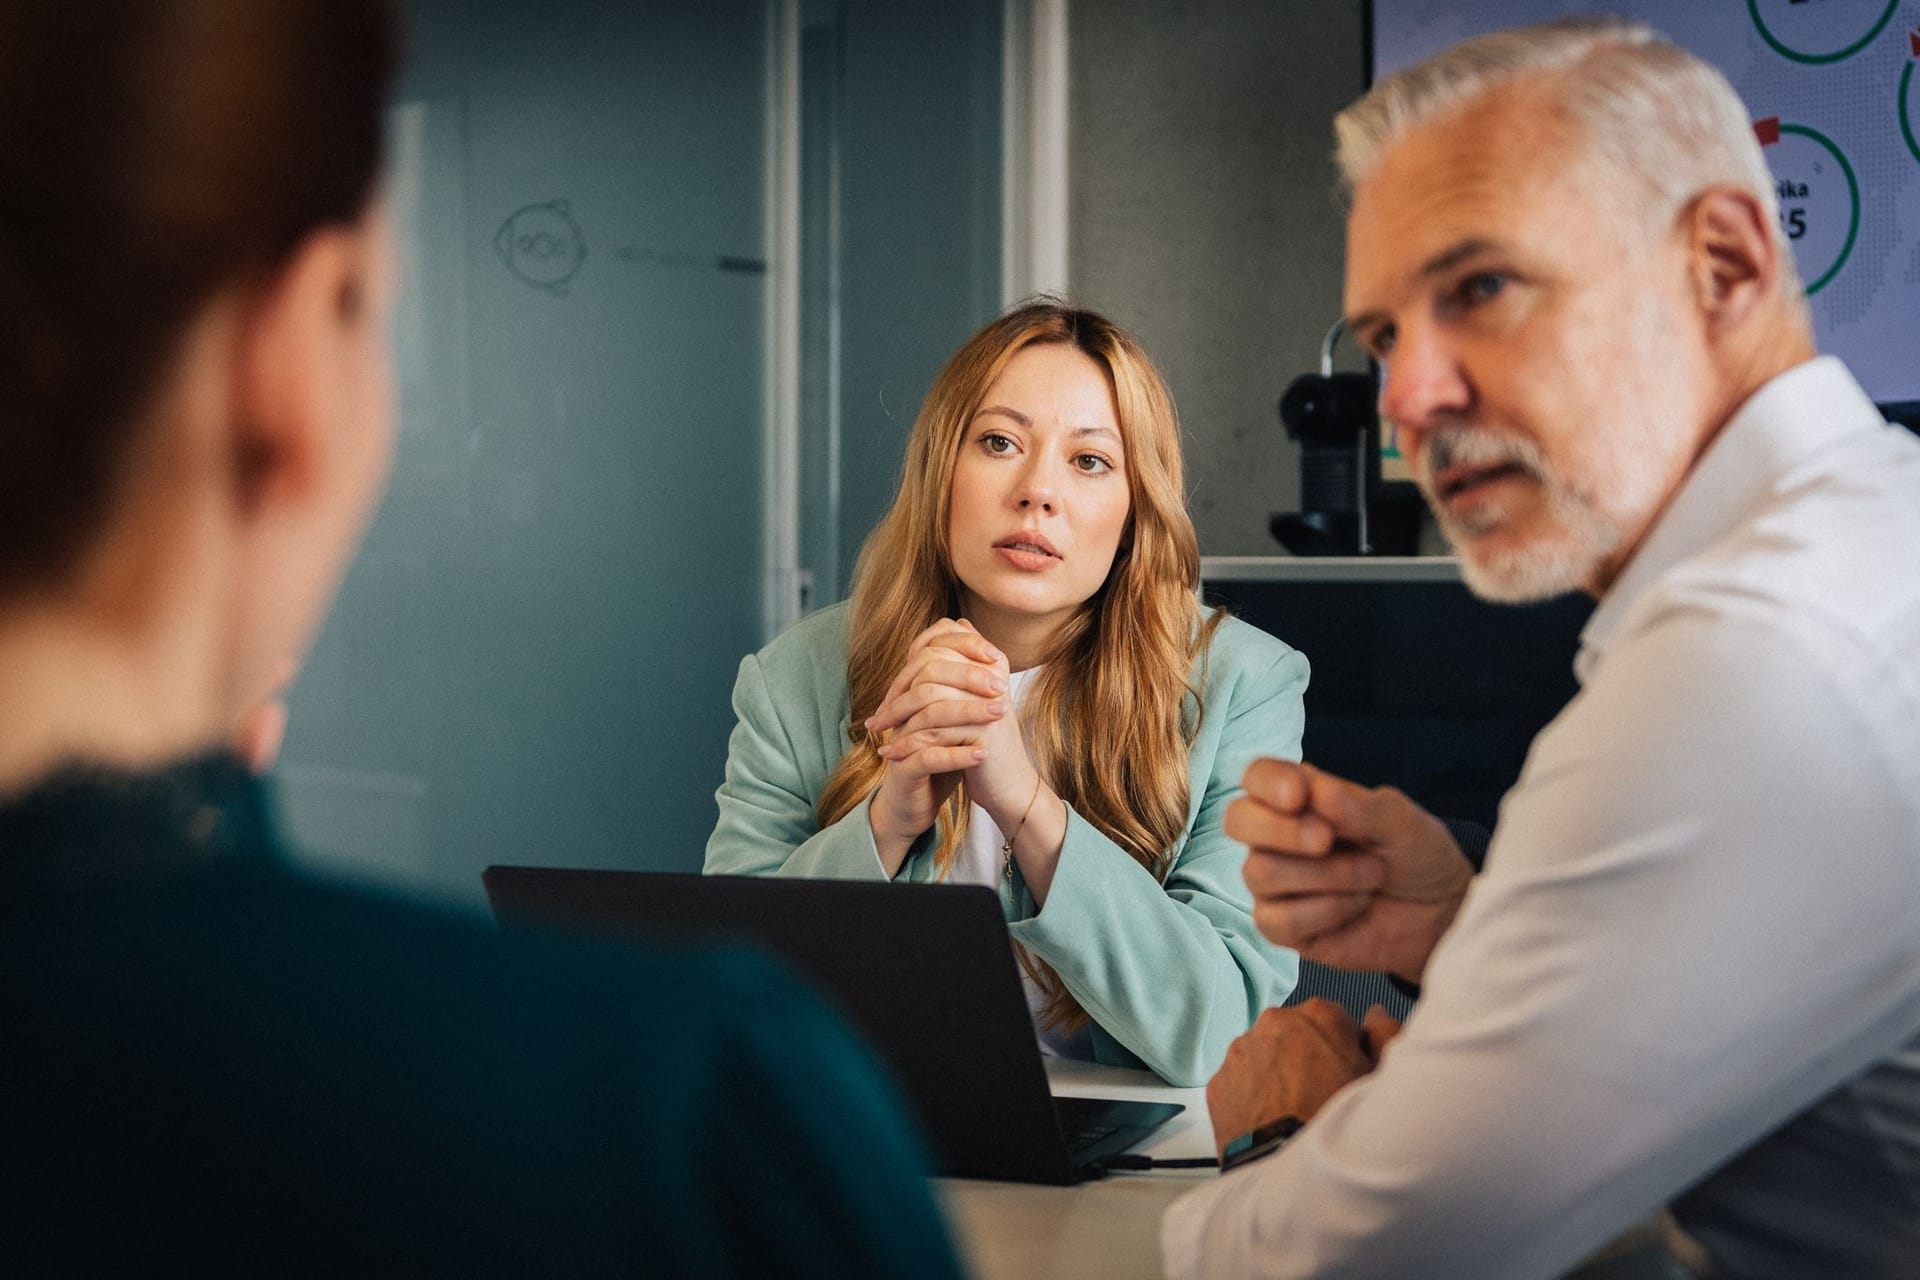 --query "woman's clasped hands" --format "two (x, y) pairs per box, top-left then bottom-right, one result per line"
(863, 618), (1042, 871)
